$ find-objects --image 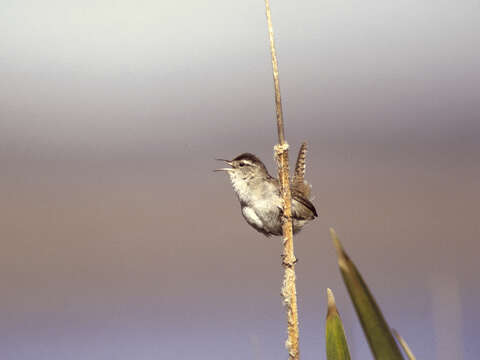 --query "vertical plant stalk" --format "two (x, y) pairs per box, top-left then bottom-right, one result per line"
(264, 1), (300, 359)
